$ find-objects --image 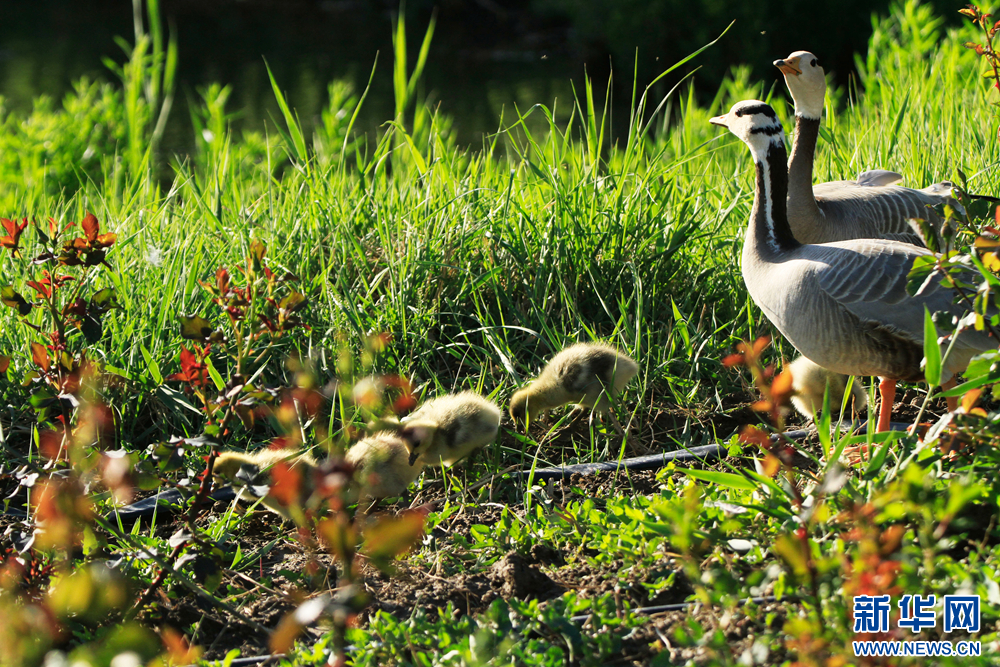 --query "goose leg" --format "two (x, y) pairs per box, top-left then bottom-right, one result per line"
(942, 378), (958, 413)
(876, 377), (896, 433)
